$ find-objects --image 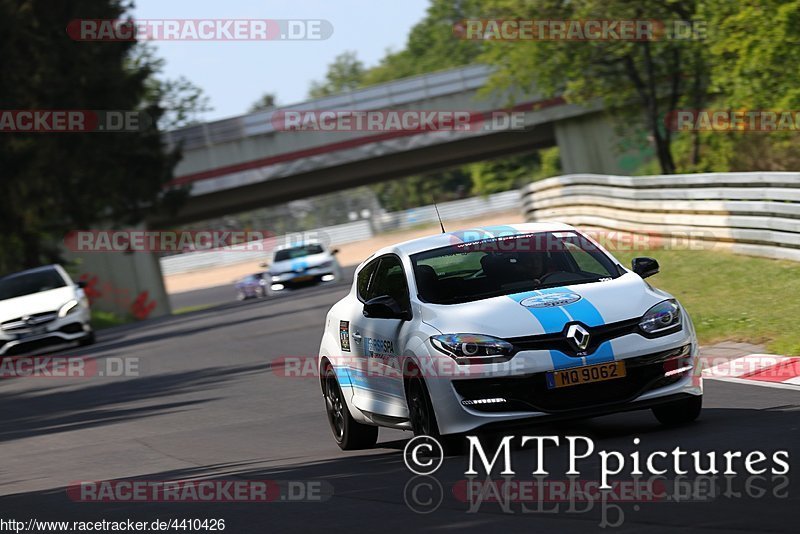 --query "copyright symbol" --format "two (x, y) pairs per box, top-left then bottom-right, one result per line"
(403, 476), (443, 514)
(403, 435), (444, 476)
